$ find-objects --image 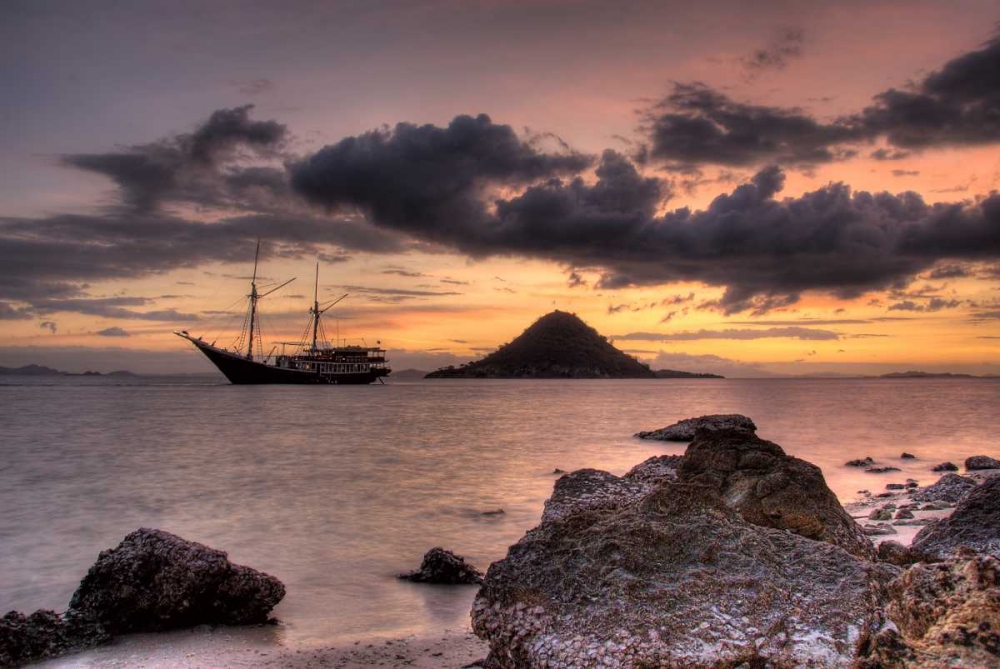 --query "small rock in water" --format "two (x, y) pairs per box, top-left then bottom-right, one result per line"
(965, 455), (1000, 470)
(634, 414), (756, 441)
(900, 452), (916, 459)
(551, 468), (566, 475)
(894, 508), (914, 520)
(866, 466), (902, 474)
(480, 509), (505, 516)
(886, 483), (905, 490)
(905, 479), (919, 489)
(932, 461), (959, 472)
(863, 524), (898, 536)
(869, 508), (894, 521)
(398, 548), (484, 585)
(846, 457), (875, 467)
